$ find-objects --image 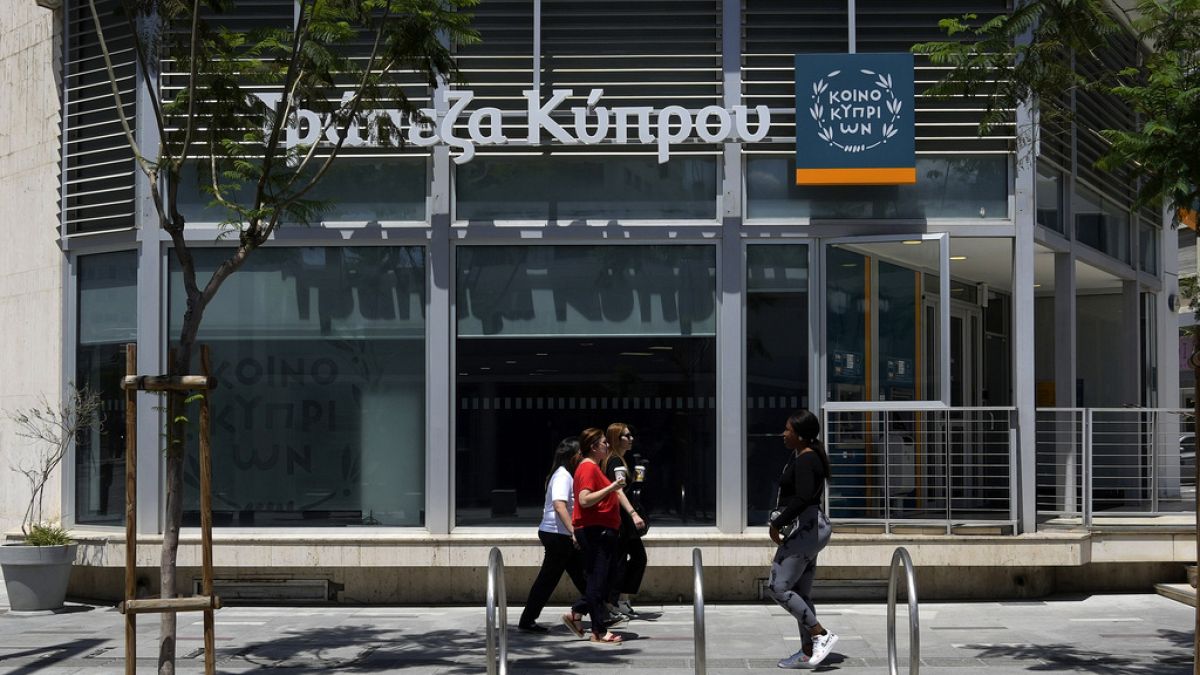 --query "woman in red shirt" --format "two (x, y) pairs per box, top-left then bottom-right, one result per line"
(561, 427), (628, 643)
